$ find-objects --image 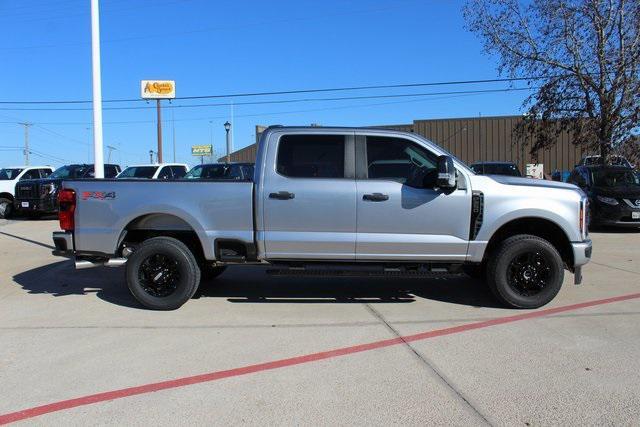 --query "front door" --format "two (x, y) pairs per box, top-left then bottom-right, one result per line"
(263, 132), (357, 259)
(355, 134), (472, 261)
